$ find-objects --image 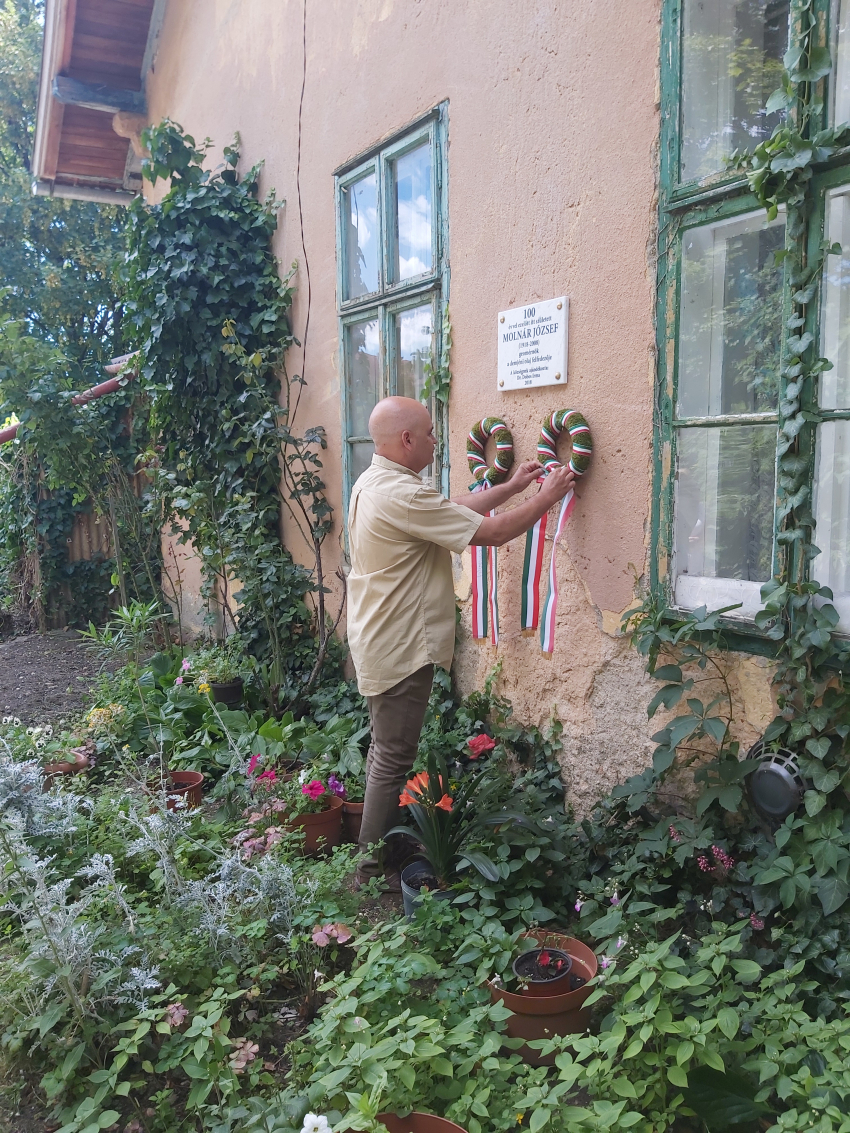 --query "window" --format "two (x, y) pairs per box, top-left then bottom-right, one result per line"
(657, 0), (850, 635)
(335, 107), (449, 511)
